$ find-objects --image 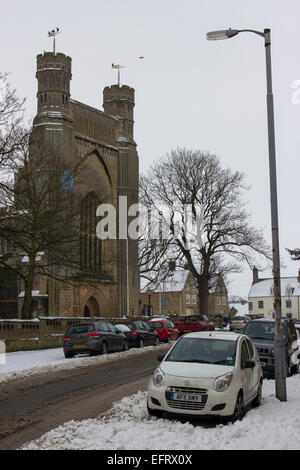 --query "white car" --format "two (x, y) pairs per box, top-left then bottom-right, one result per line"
(147, 331), (263, 421)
